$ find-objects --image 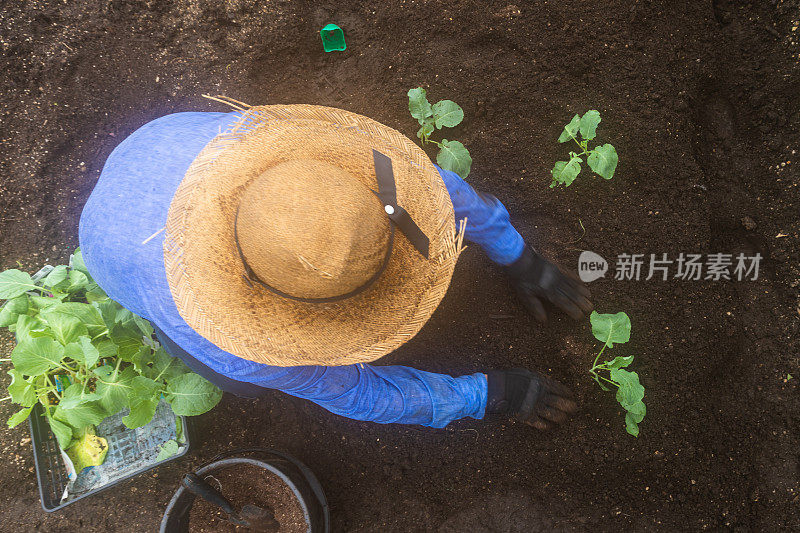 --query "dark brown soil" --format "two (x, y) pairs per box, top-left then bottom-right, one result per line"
(0, 1), (798, 532)
(189, 464), (306, 533)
